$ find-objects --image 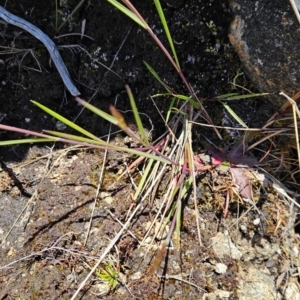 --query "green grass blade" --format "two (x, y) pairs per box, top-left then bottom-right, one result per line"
(173, 94), (200, 109)
(166, 97), (176, 123)
(45, 130), (170, 164)
(144, 61), (173, 93)
(133, 158), (154, 201)
(0, 138), (56, 146)
(217, 93), (269, 100)
(31, 101), (104, 142)
(181, 175), (193, 197)
(153, 0), (180, 69)
(151, 91), (199, 109)
(106, 0), (147, 28)
(75, 98), (118, 125)
(44, 130), (108, 146)
(218, 101), (248, 128)
(216, 93), (239, 99)
(125, 85), (149, 145)
(226, 93), (269, 100)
